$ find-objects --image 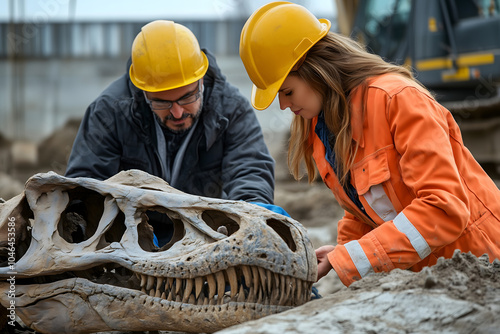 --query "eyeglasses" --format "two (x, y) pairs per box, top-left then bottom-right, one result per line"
(144, 81), (203, 110)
